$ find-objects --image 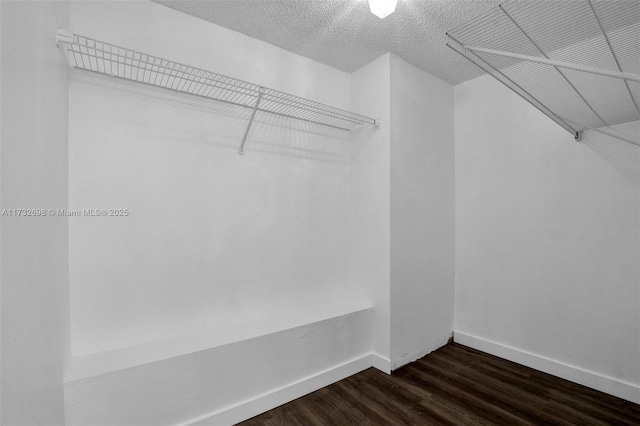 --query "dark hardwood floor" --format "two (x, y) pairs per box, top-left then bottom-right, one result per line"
(239, 343), (640, 425)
